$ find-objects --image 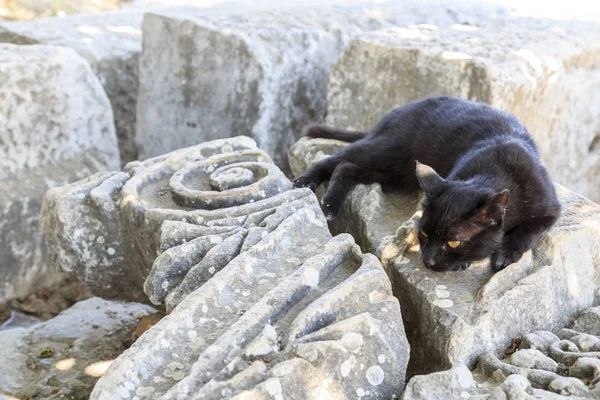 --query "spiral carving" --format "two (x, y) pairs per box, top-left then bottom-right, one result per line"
(41, 137), (294, 302)
(169, 151), (290, 209)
